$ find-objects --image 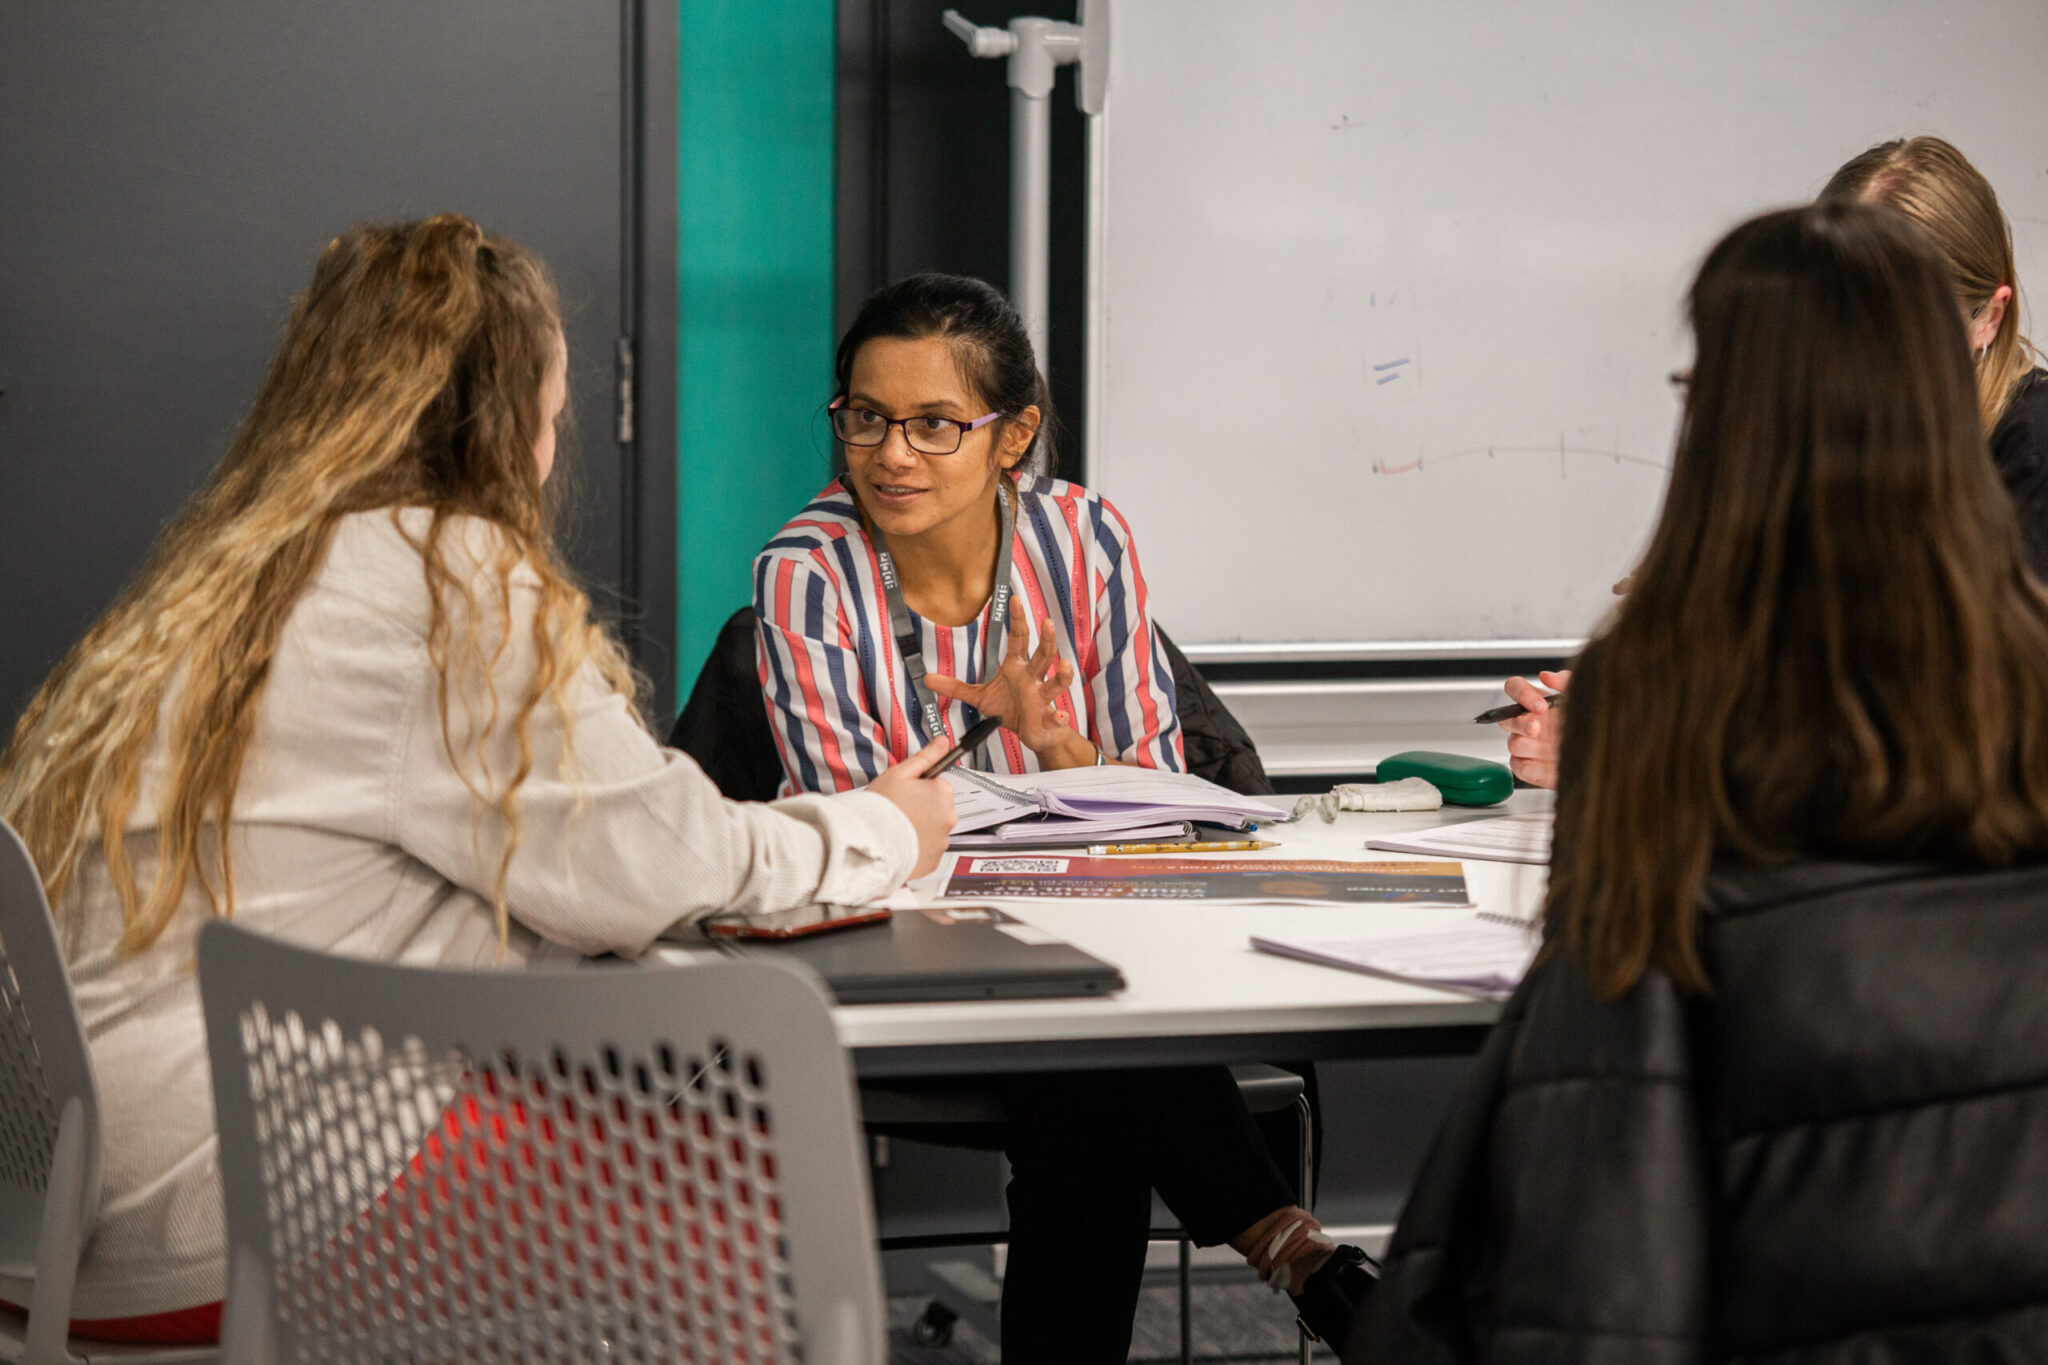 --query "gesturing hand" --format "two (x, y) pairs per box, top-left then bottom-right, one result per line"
(925, 597), (1092, 766)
